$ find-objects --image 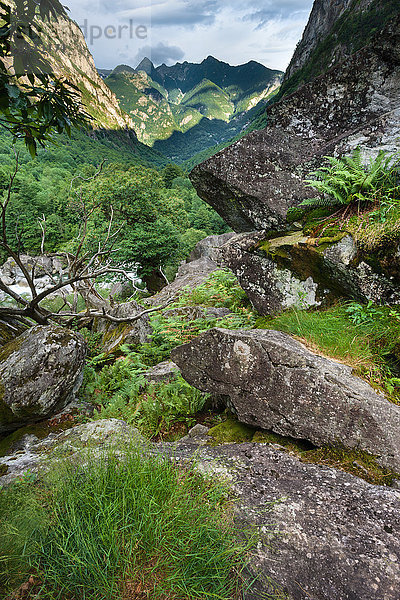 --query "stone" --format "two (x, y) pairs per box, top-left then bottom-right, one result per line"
(190, 16), (400, 233)
(143, 361), (180, 384)
(148, 257), (219, 306)
(166, 441), (400, 600)
(171, 328), (400, 471)
(1, 418), (399, 599)
(0, 325), (86, 434)
(93, 299), (152, 354)
(0, 419), (143, 486)
(222, 231), (400, 315)
(187, 232), (236, 263)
